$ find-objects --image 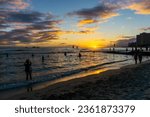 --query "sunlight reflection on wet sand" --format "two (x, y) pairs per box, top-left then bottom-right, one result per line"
(33, 68), (111, 91)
